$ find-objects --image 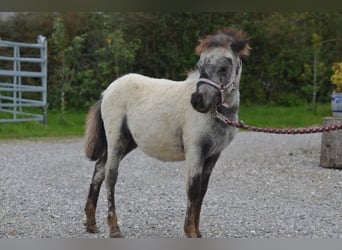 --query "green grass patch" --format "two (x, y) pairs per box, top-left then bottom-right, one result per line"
(239, 103), (331, 128)
(0, 110), (87, 139)
(0, 104), (332, 140)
